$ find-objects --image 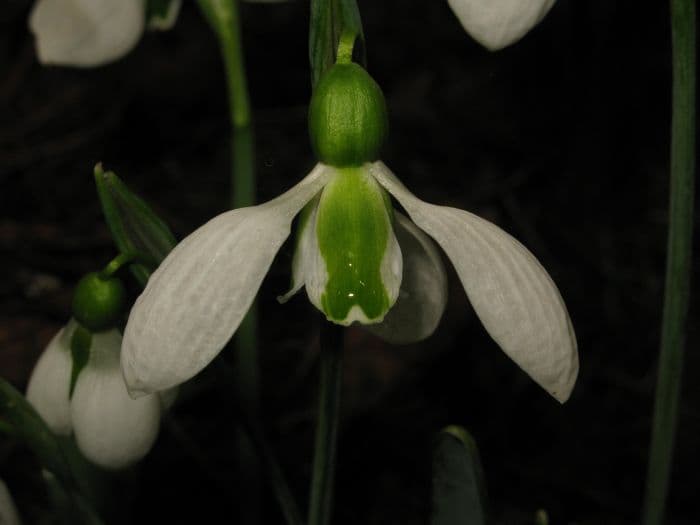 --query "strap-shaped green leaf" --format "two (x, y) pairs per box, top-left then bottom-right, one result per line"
(309, 0), (365, 88)
(0, 377), (72, 484)
(94, 165), (177, 287)
(431, 425), (487, 525)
